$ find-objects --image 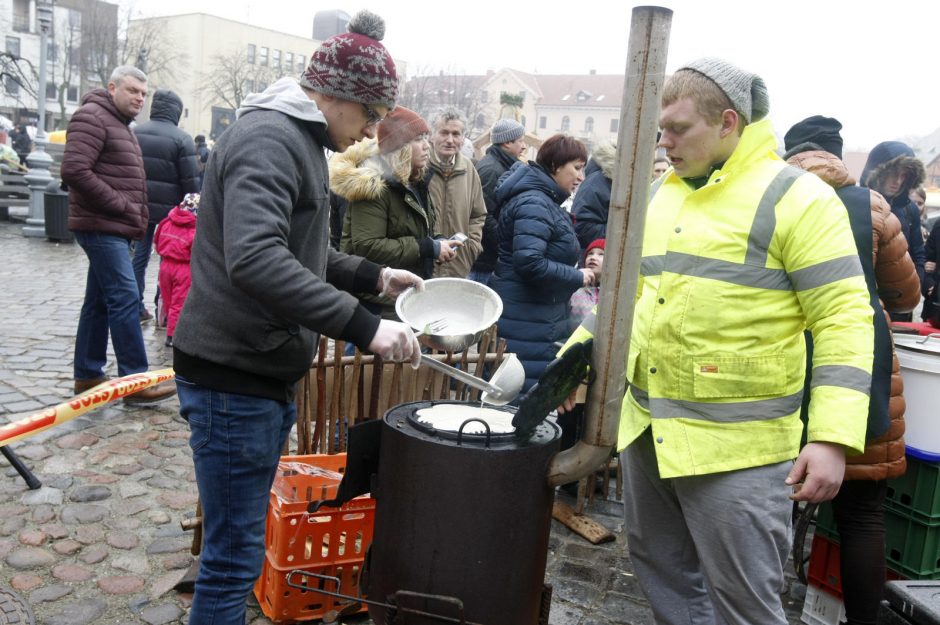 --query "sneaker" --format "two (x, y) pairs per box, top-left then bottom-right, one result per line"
(123, 380), (177, 406)
(74, 376), (109, 395)
(140, 309), (154, 324)
(164, 336), (173, 347)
